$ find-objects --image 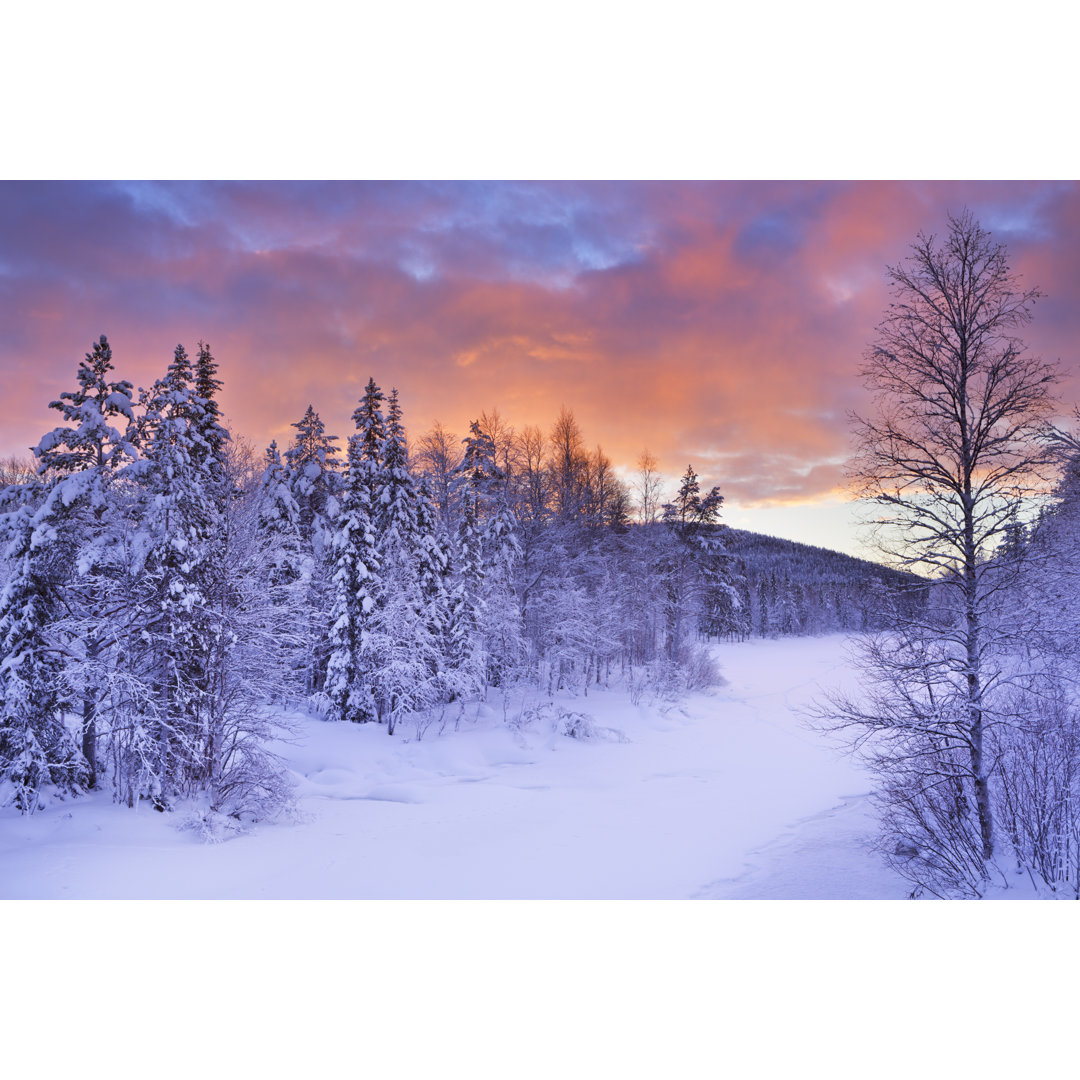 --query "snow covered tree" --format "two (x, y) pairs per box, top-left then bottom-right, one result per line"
(35, 335), (137, 479)
(478, 469), (523, 688)
(445, 420), (526, 694)
(660, 466), (730, 660)
(0, 499), (87, 811)
(704, 555), (748, 640)
(285, 404), (341, 547)
(324, 391), (382, 724)
(192, 341), (229, 486)
(445, 462), (485, 699)
(978, 438), (1080, 895)
(196, 437), (301, 821)
(353, 378), (387, 476)
(100, 356), (297, 819)
(31, 333), (138, 787)
(368, 389), (441, 732)
(284, 405), (342, 697)
(256, 441), (306, 596)
(119, 344), (224, 805)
